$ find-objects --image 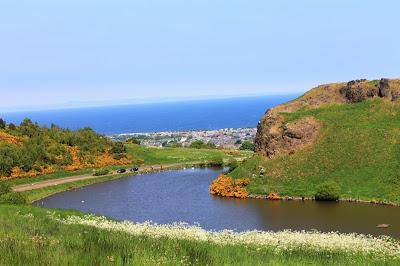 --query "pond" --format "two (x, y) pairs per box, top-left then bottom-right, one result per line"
(34, 168), (400, 238)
